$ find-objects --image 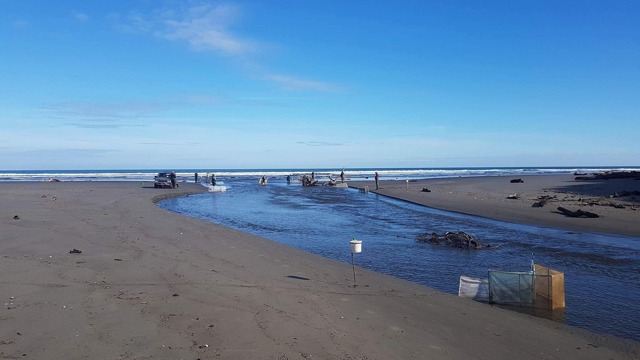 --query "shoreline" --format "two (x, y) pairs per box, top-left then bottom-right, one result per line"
(350, 174), (640, 238)
(1, 181), (638, 359)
